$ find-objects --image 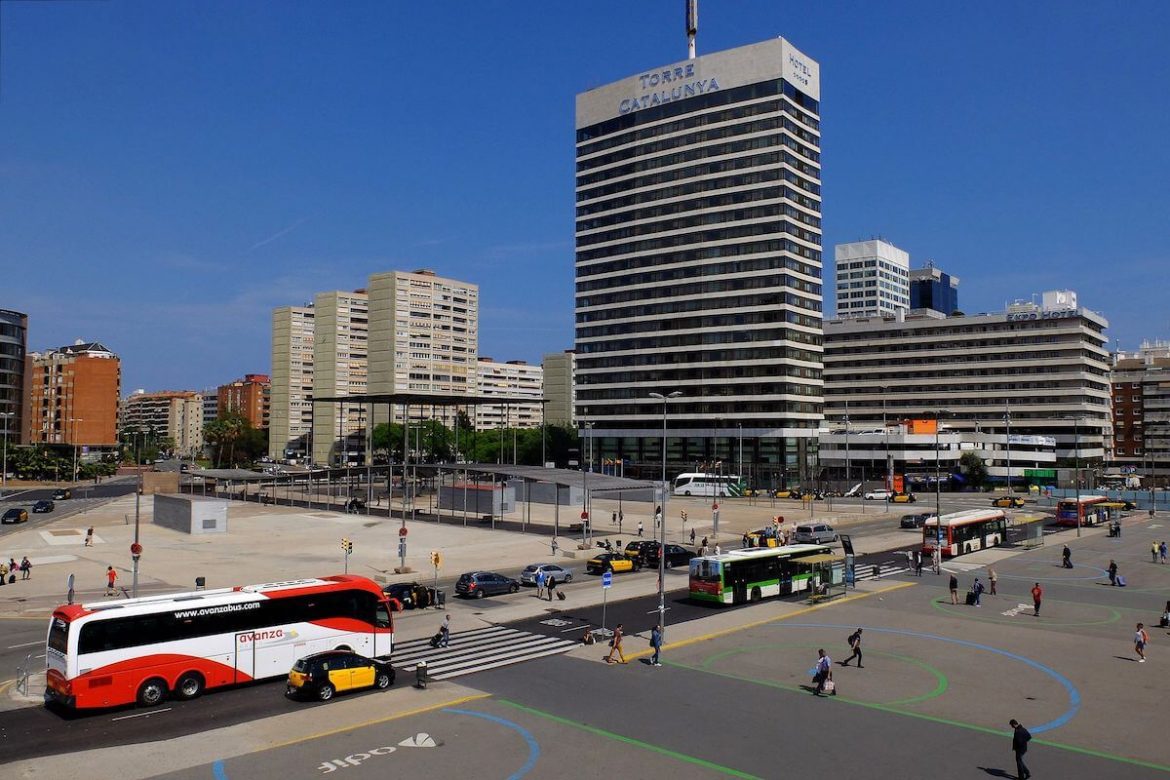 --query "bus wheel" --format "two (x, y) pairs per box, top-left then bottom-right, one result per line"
(137, 678), (168, 707)
(175, 672), (205, 700)
(750, 587), (762, 602)
(335, 645), (353, 653)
